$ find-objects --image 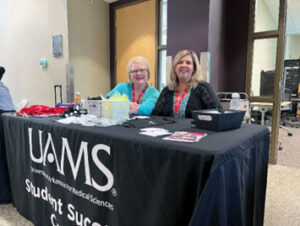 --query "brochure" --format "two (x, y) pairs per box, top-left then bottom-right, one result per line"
(163, 131), (207, 142)
(139, 127), (171, 137)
